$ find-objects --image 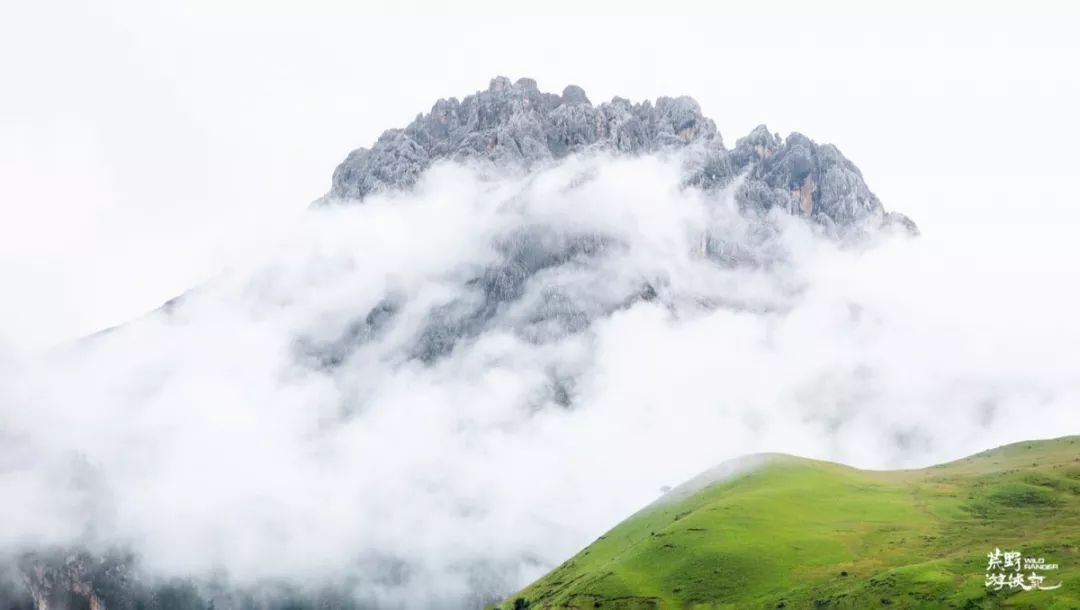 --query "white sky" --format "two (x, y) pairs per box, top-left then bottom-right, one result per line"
(2, 0), (1078, 349)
